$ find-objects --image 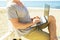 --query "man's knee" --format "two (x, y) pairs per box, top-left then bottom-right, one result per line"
(48, 15), (56, 23)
